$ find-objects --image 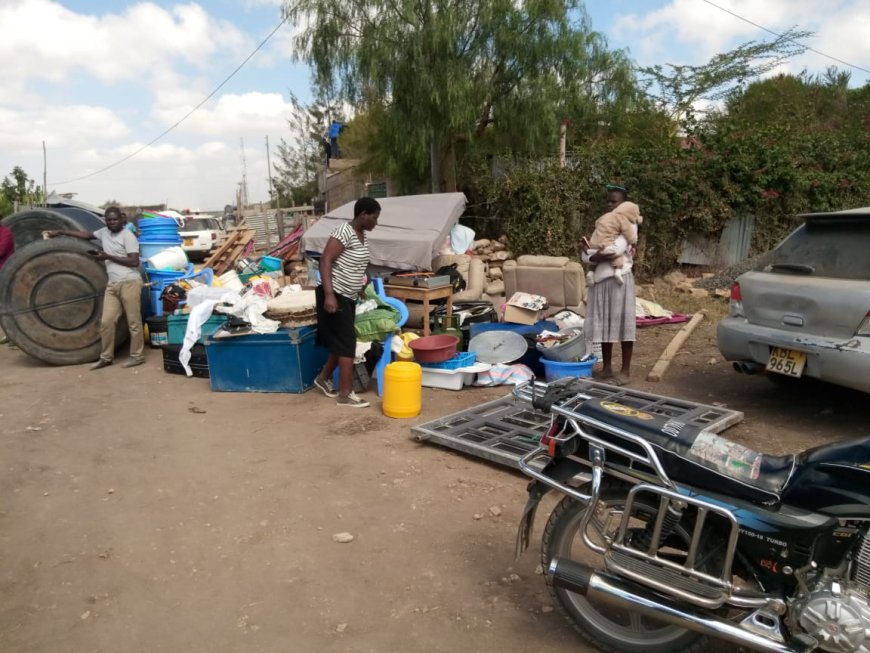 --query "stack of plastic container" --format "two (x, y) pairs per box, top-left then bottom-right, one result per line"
(138, 214), (183, 262)
(138, 214), (190, 317)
